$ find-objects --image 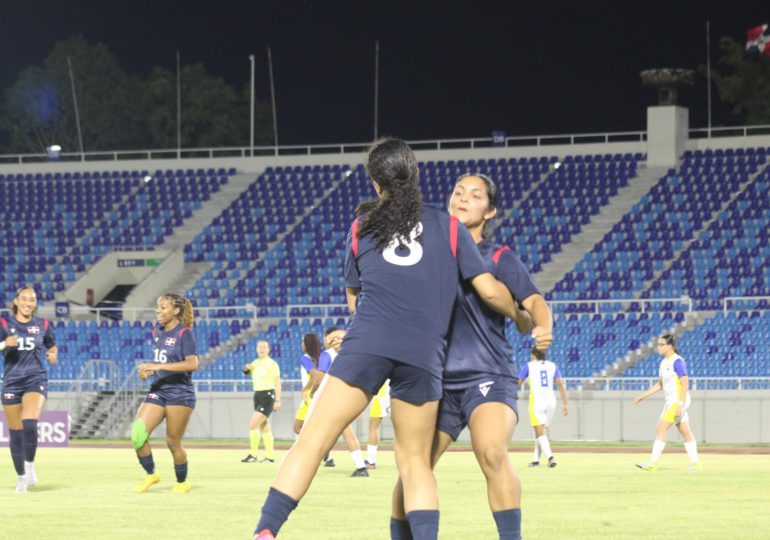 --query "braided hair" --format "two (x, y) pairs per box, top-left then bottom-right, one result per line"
(161, 293), (194, 328)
